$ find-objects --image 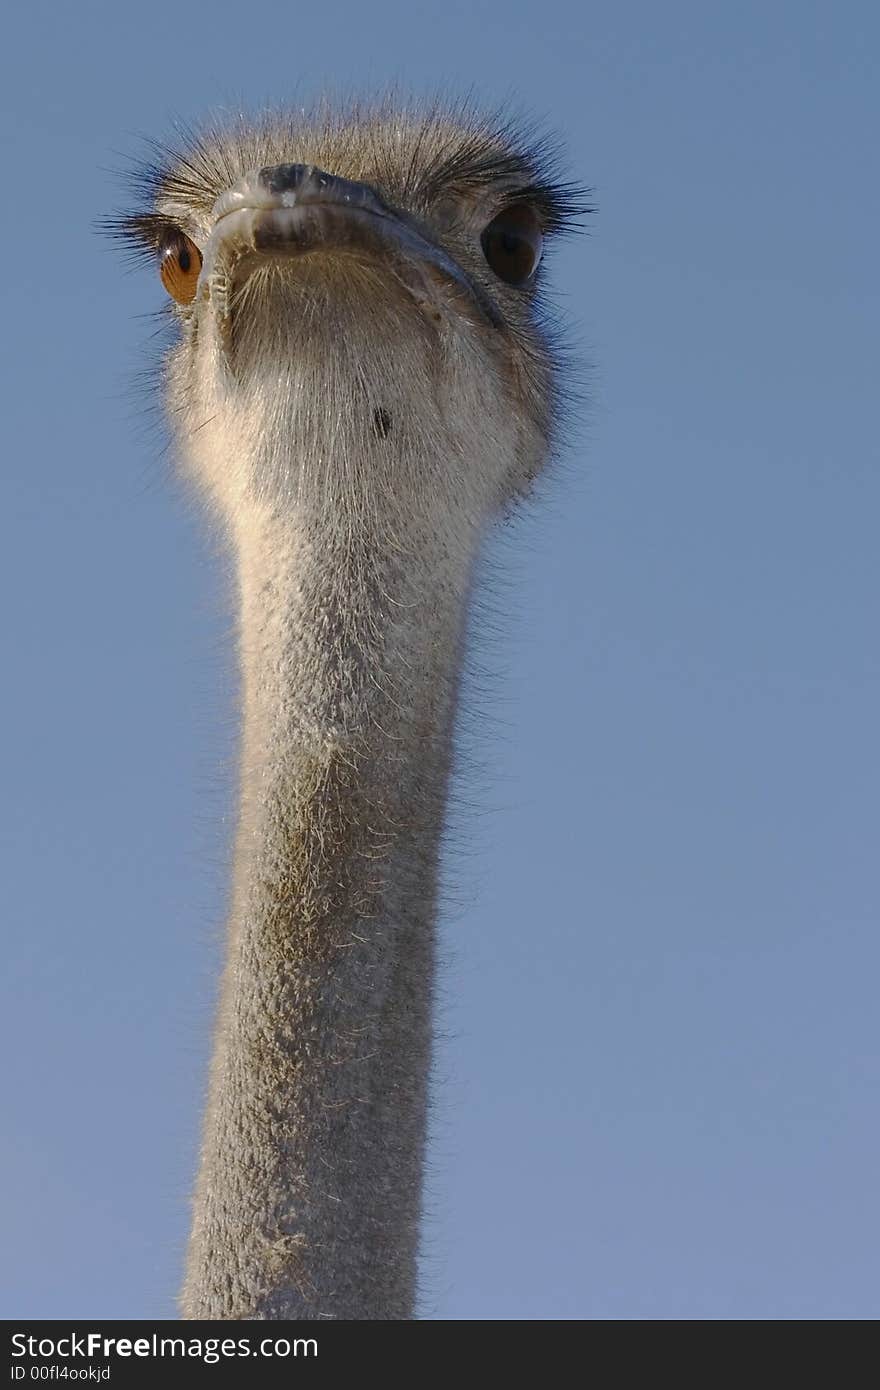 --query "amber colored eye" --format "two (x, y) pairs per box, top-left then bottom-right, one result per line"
(480, 205), (543, 286)
(159, 232), (202, 304)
